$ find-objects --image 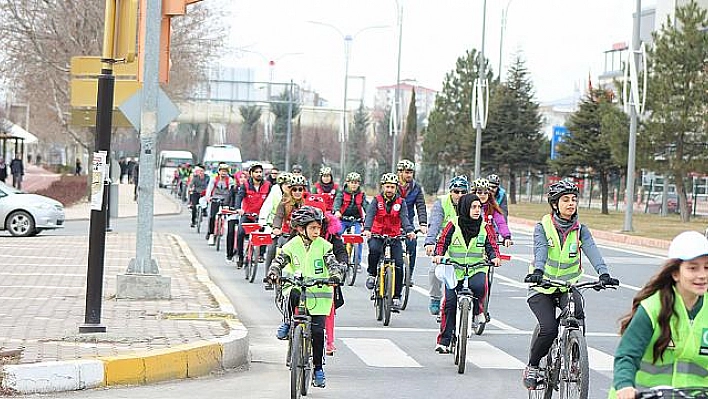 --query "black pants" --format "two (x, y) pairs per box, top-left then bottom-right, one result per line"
(226, 219), (238, 259)
(207, 201), (223, 236)
(438, 273), (488, 346)
(236, 214), (259, 260)
(367, 237), (403, 298)
(405, 236), (418, 272)
(265, 235), (289, 270)
(527, 291), (585, 367)
(189, 192), (201, 225)
(287, 289), (326, 370)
